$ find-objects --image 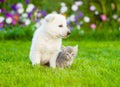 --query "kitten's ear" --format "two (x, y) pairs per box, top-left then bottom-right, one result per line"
(61, 45), (65, 50)
(73, 45), (78, 52)
(45, 14), (55, 22)
(75, 45), (78, 48)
